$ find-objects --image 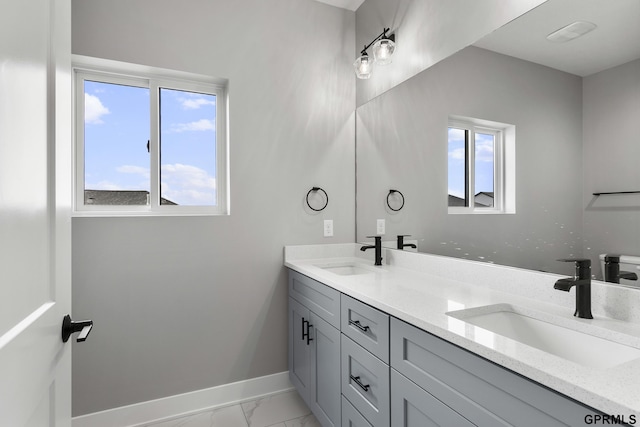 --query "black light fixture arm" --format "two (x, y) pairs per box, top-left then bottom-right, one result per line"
(360, 28), (395, 56)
